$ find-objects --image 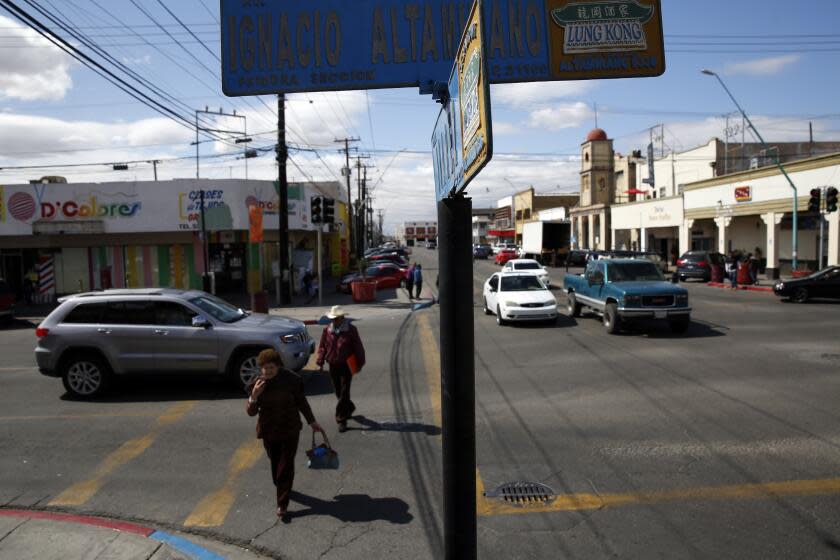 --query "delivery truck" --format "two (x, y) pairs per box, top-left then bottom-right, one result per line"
(521, 221), (571, 266)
